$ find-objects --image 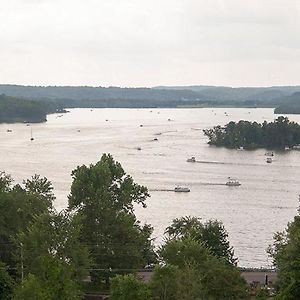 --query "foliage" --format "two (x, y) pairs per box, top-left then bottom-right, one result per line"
(13, 256), (81, 300)
(110, 274), (151, 300)
(0, 174), (54, 272)
(158, 238), (247, 300)
(165, 216), (236, 265)
(15, 211), (90, 282)
(68, 154), (156, 280)
(268, 213), (300, 299)
(204, 116), (300, 149)
(0, 94), (55, 123)
(0, 262), (14, 300)
(150, 264), (179, 300)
